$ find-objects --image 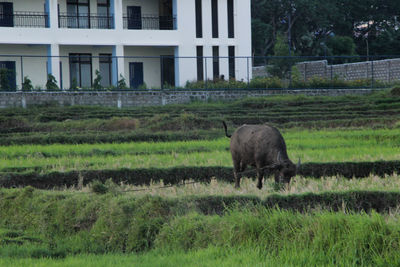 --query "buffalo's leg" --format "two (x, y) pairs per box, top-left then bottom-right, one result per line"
(256, 166), (264, 190)
(233, 160), (241, 188)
